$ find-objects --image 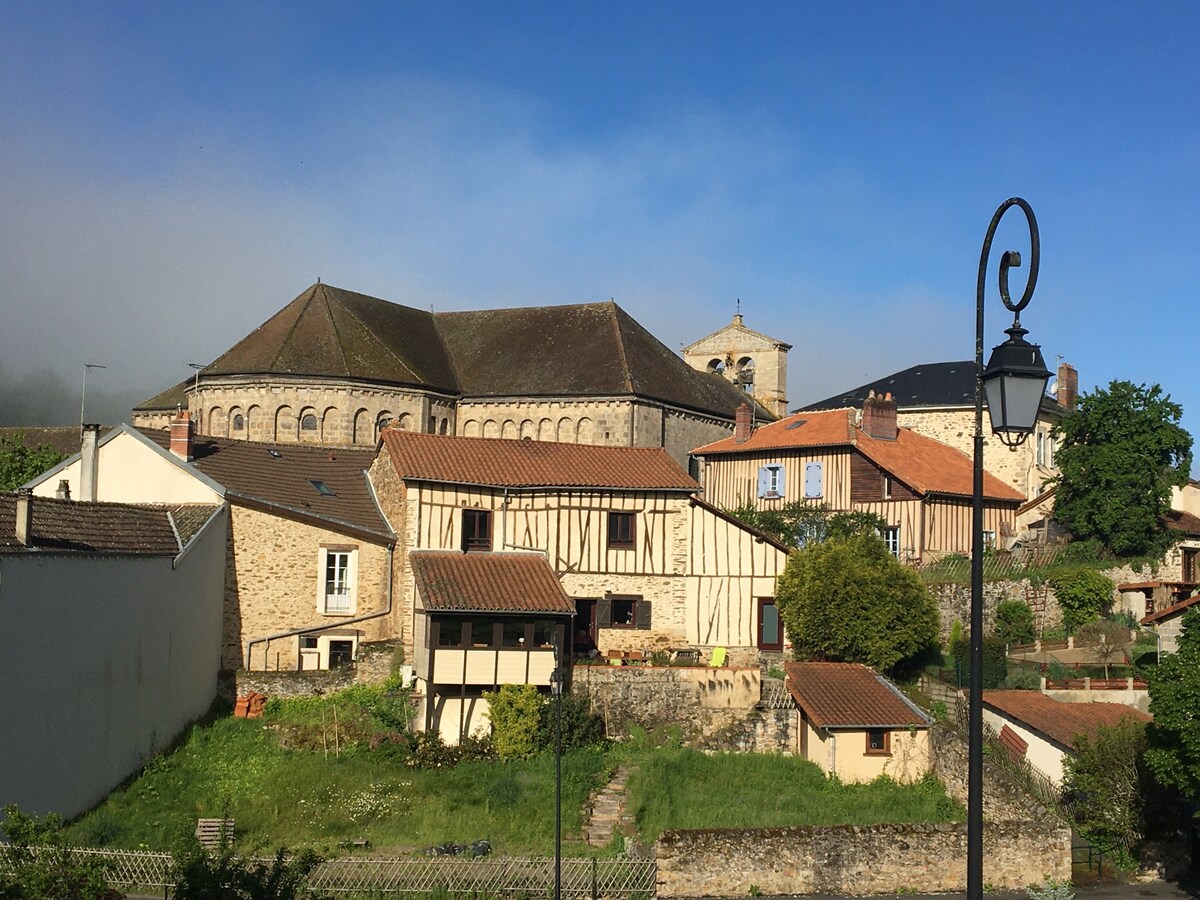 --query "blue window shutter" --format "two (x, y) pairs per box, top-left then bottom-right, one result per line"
(775, 466), (786, 497)
(804, 462), (823, 498)
(757, 466), (770, 498)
